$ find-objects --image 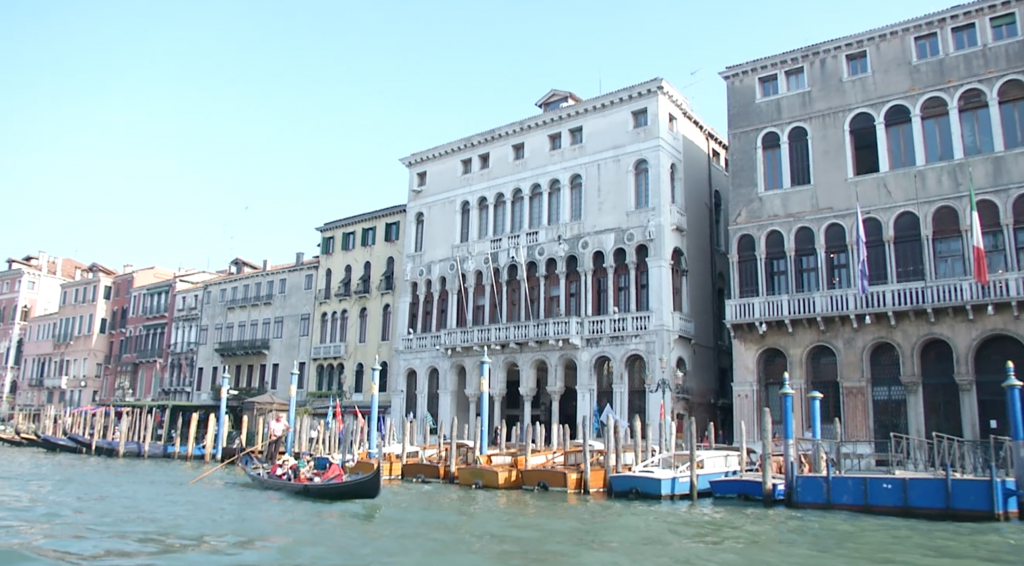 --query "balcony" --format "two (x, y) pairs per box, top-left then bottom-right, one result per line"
(317, 289), (332, 303)
(43, 376), (68, 389)
(334, 285), (351, 299)
(311, 342), (348, 360)
(214, 338), (270, 357)
(399, 313), (654, 352)
(169, 341), (198, 353)
(674, 312), (695, 337)
(136, 348), (164, 362)
(354, 280), (371, 297)
(726, 272), (1024, 330)
(670, 207), (687, 233)
(141, 307), (168, 319)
